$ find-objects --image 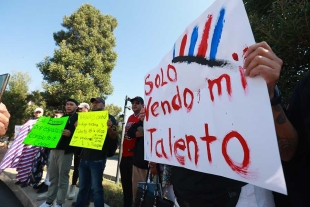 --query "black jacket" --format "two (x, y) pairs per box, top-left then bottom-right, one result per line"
(80, 114), (118, 161)
(283, 74), (310, 206)
(55, 113), (78, 154)
(171, 167), (246, 206)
